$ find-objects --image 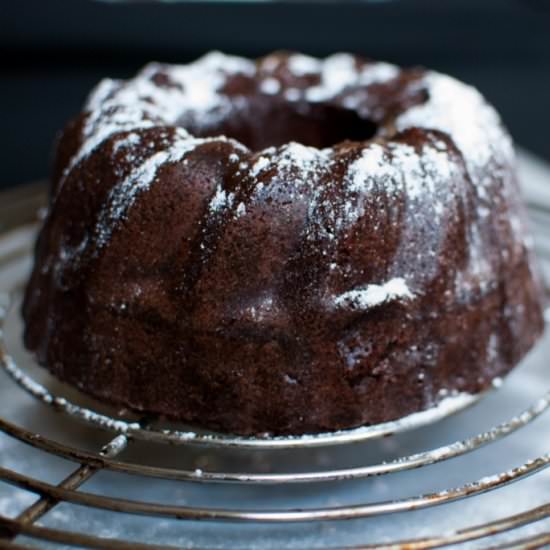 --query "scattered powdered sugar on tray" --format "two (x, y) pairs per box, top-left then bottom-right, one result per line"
(0, 350), (141, 433)
(334, 277), (414, 310)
